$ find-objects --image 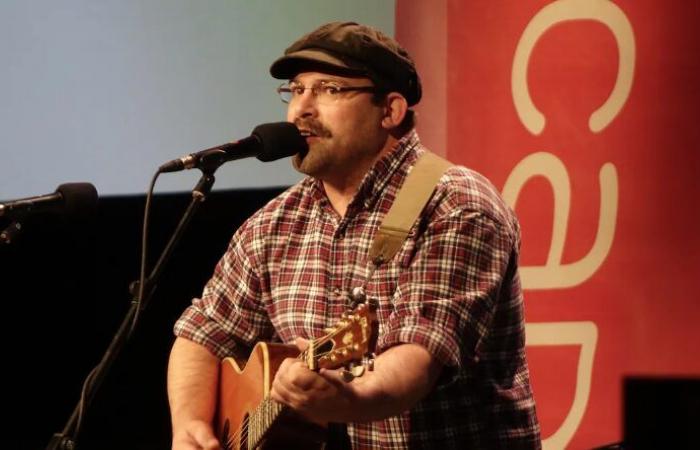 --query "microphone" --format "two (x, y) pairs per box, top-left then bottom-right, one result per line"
(0, 183), (98, 220)
(159, 122), (307, 173)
